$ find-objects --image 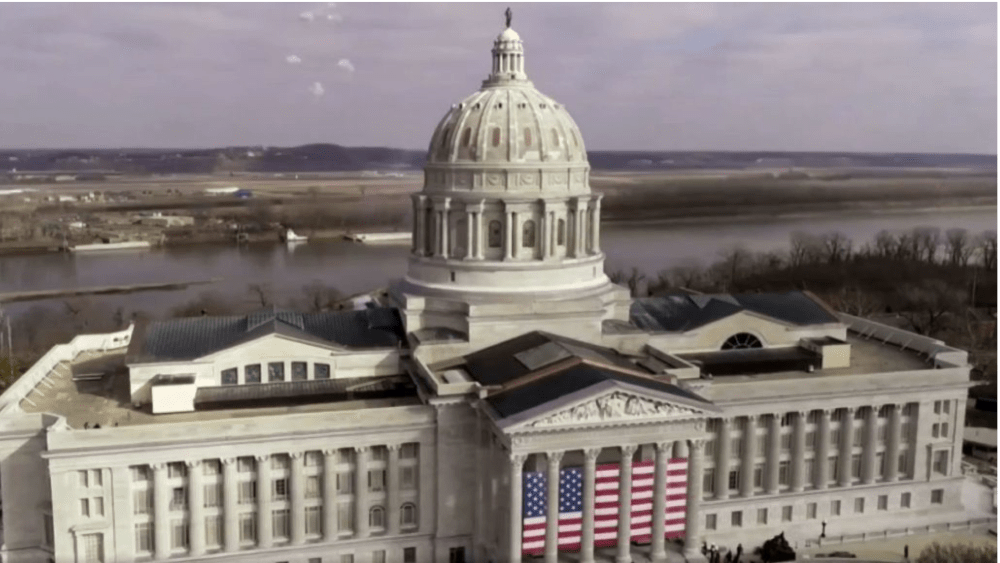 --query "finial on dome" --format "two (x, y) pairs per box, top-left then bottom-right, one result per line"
(505, 7), (512, 28)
